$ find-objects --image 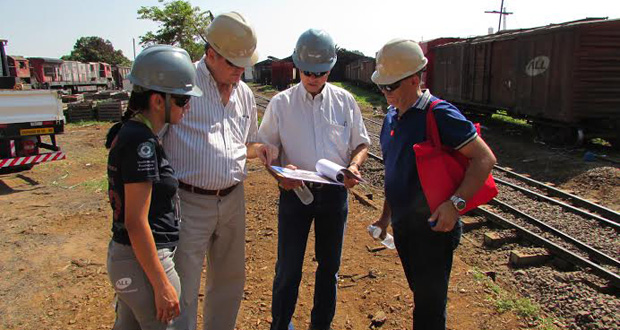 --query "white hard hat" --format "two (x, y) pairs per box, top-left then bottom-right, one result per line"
(205, 12), (259, 67)
(371, 38), (428, 85)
